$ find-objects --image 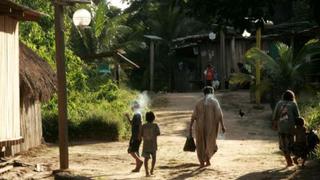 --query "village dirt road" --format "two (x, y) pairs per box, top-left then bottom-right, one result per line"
(2, 91), (319, 180)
